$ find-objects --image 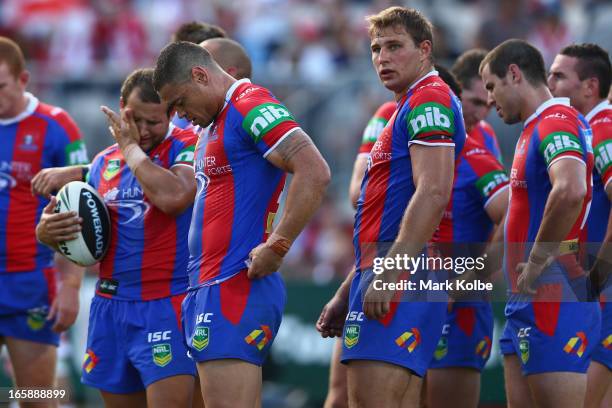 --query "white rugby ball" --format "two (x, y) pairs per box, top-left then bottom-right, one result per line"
(54, 181), (111, 266)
